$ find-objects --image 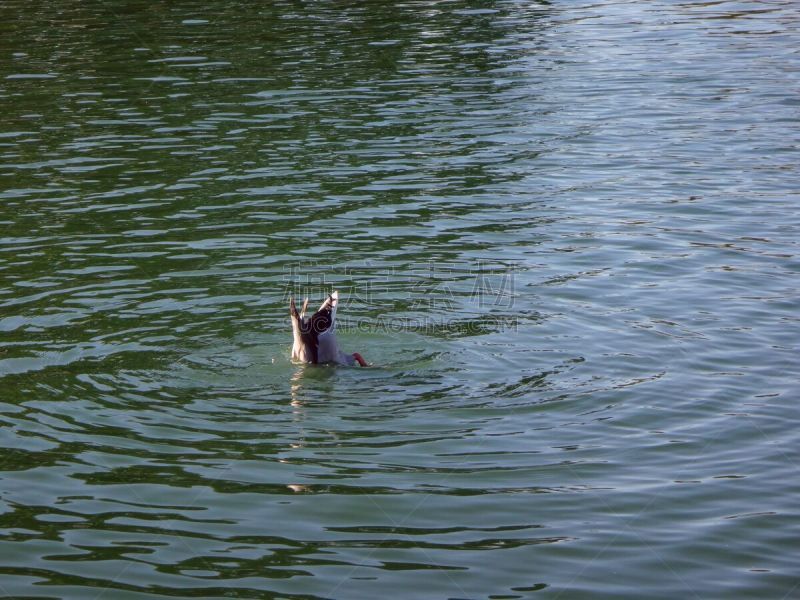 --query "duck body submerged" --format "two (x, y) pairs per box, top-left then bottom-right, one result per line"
(290, 291), (367, 367)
